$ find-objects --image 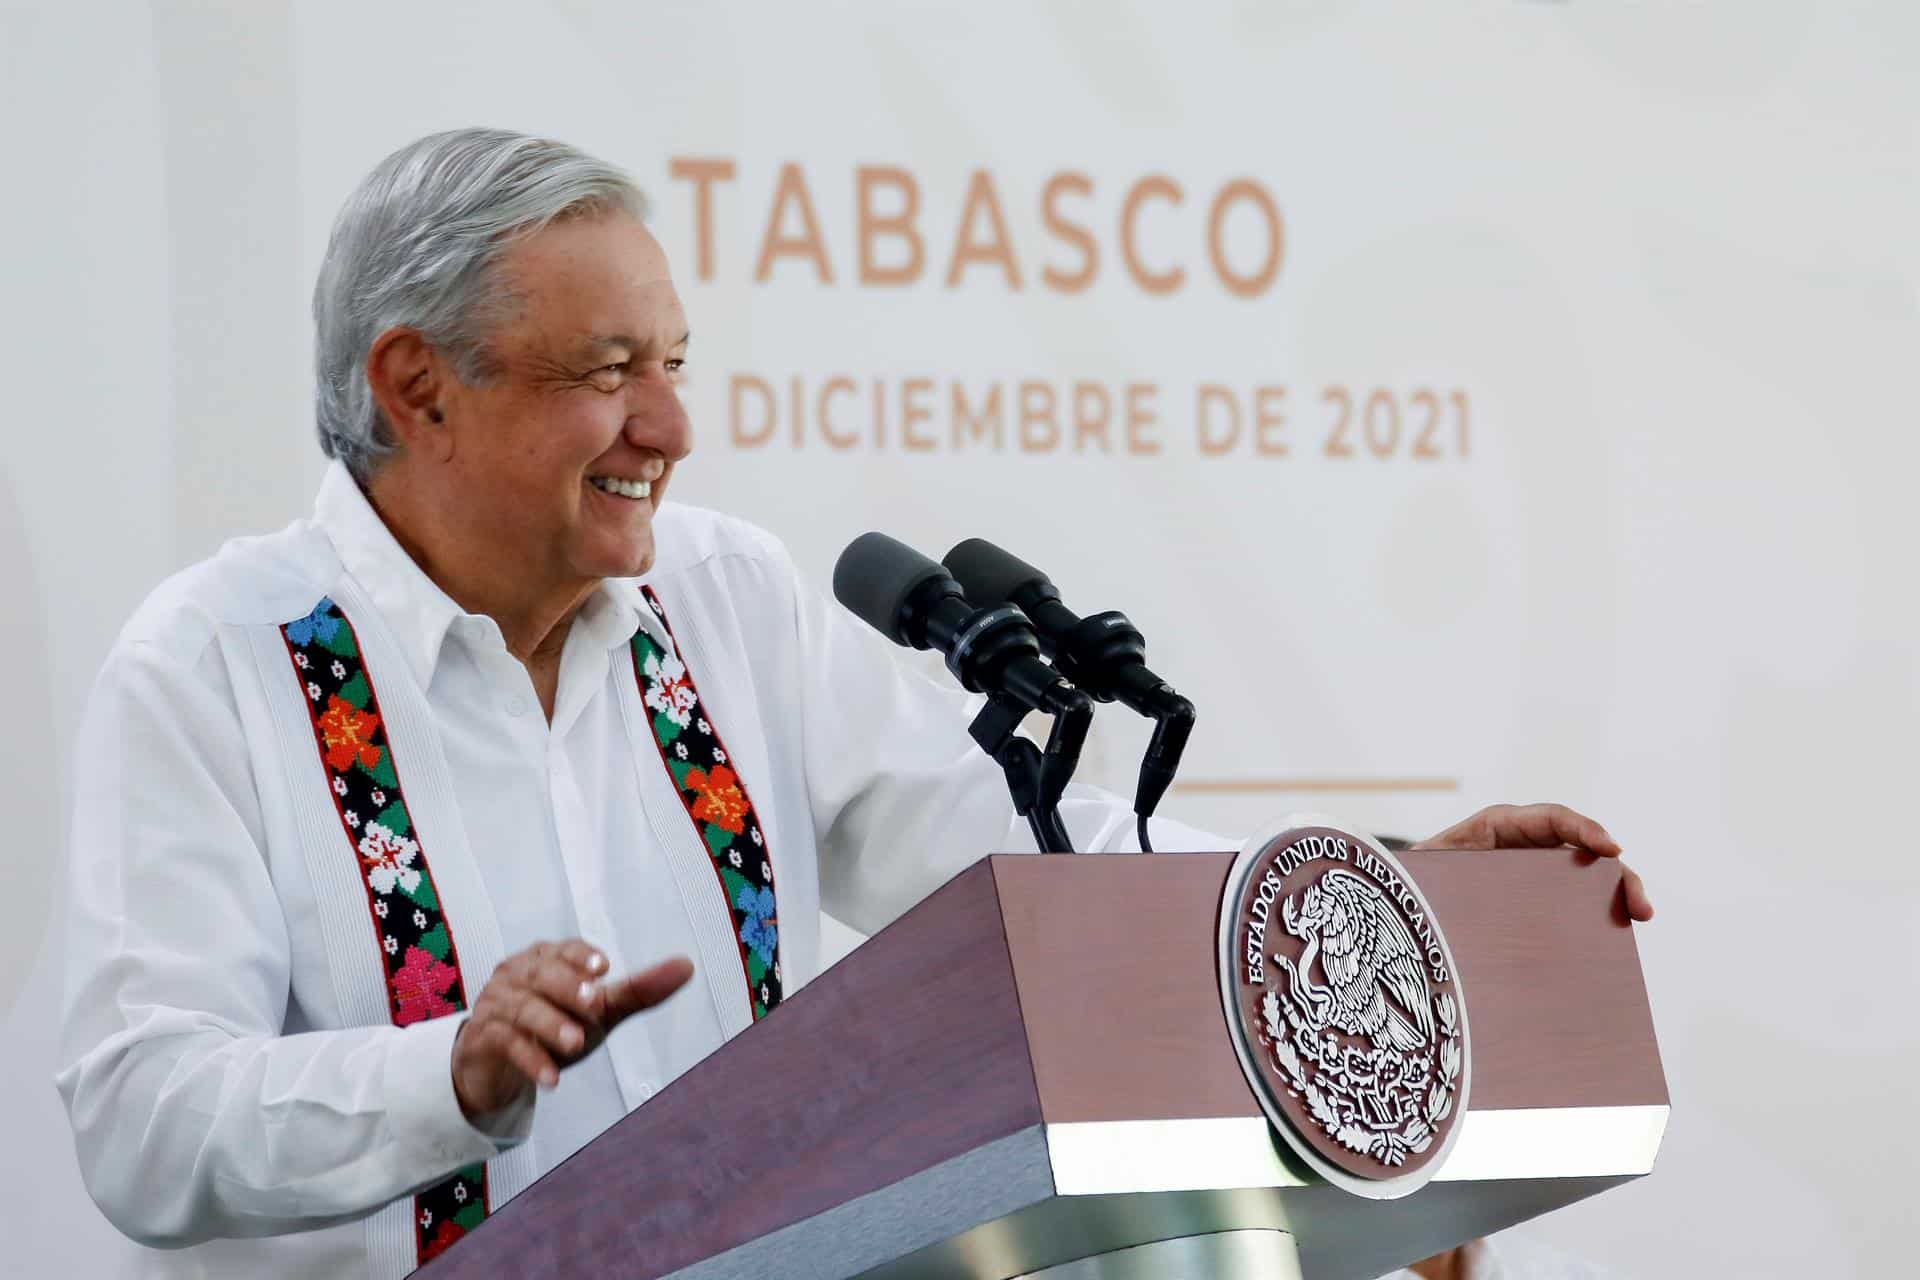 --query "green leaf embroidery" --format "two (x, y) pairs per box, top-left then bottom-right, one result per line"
(404, 874), (439, 912)
(745, 948), (767, 985)
(719, 865), (751, 903)
(376, 798), (411, 837)
(453, 1203), (486, 1231)
(336, 671), (372, 710)
(653, 712), (683, 745)
(418, 922), (451, 960)
(704, 824), (735, 857)
(358, 748), (399, 790)
(322, 625), (359, 660)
